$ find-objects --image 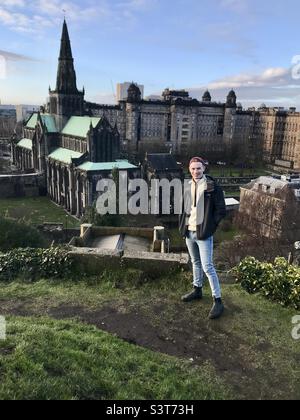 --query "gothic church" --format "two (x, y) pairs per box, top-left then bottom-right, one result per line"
(12, 20), (139, 218)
